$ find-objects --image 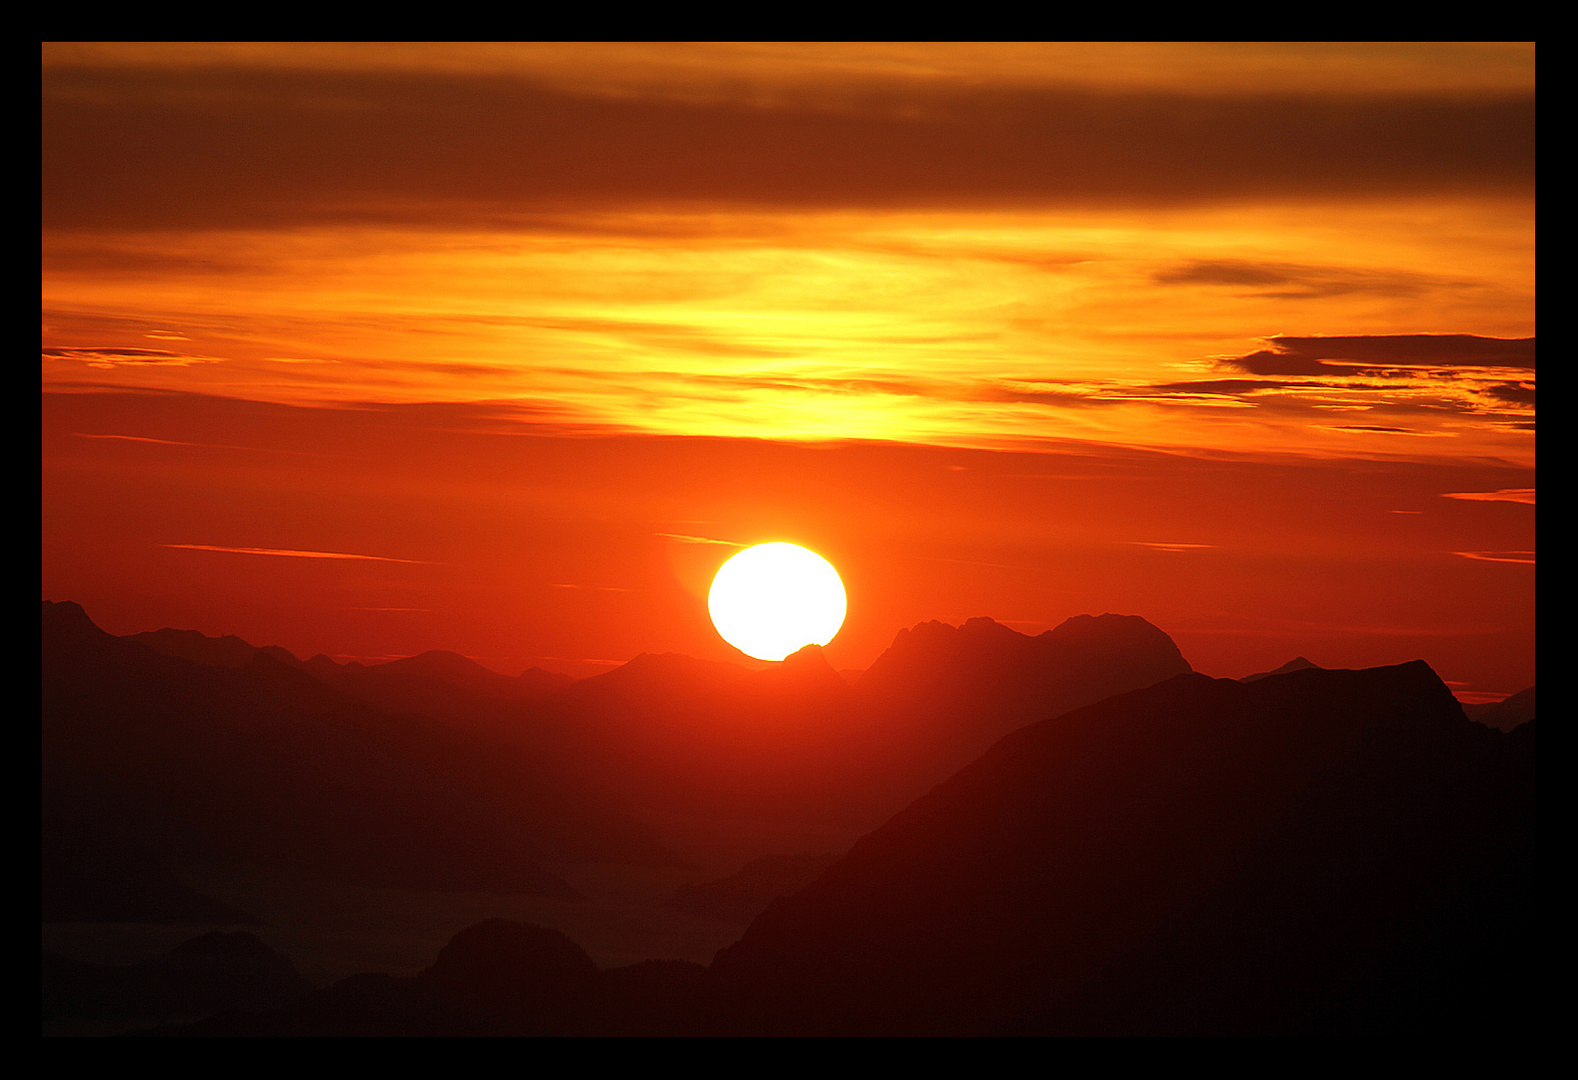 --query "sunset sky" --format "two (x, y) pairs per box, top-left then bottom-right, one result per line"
(41, 43), (1534, 700)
